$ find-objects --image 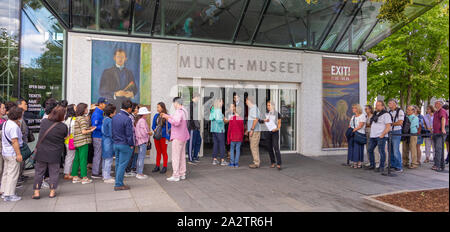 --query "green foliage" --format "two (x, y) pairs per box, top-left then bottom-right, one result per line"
(377, 0), (412, 23)
(367, 0), (449, 108)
